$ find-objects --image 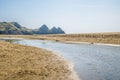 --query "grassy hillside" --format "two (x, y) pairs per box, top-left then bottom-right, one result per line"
(0, 41), (75, 80)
